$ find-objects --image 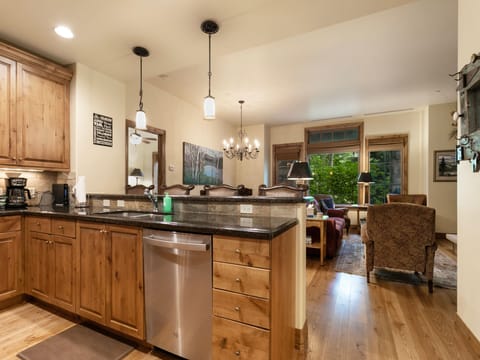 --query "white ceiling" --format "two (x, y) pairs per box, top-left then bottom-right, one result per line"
(0, 0), (458, 125)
